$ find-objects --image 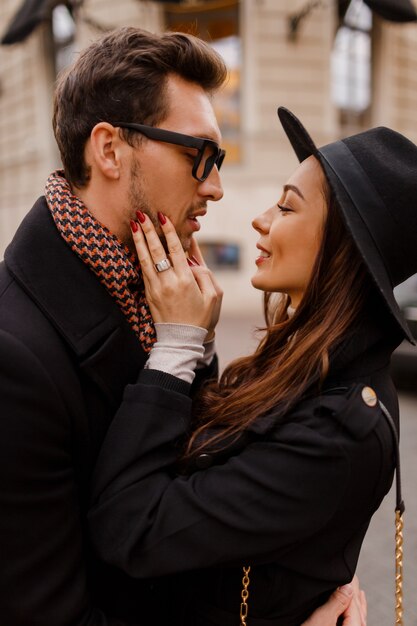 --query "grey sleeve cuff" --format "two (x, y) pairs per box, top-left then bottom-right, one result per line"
(196, 338), (216, 370)
(145, 323), (207, 384)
